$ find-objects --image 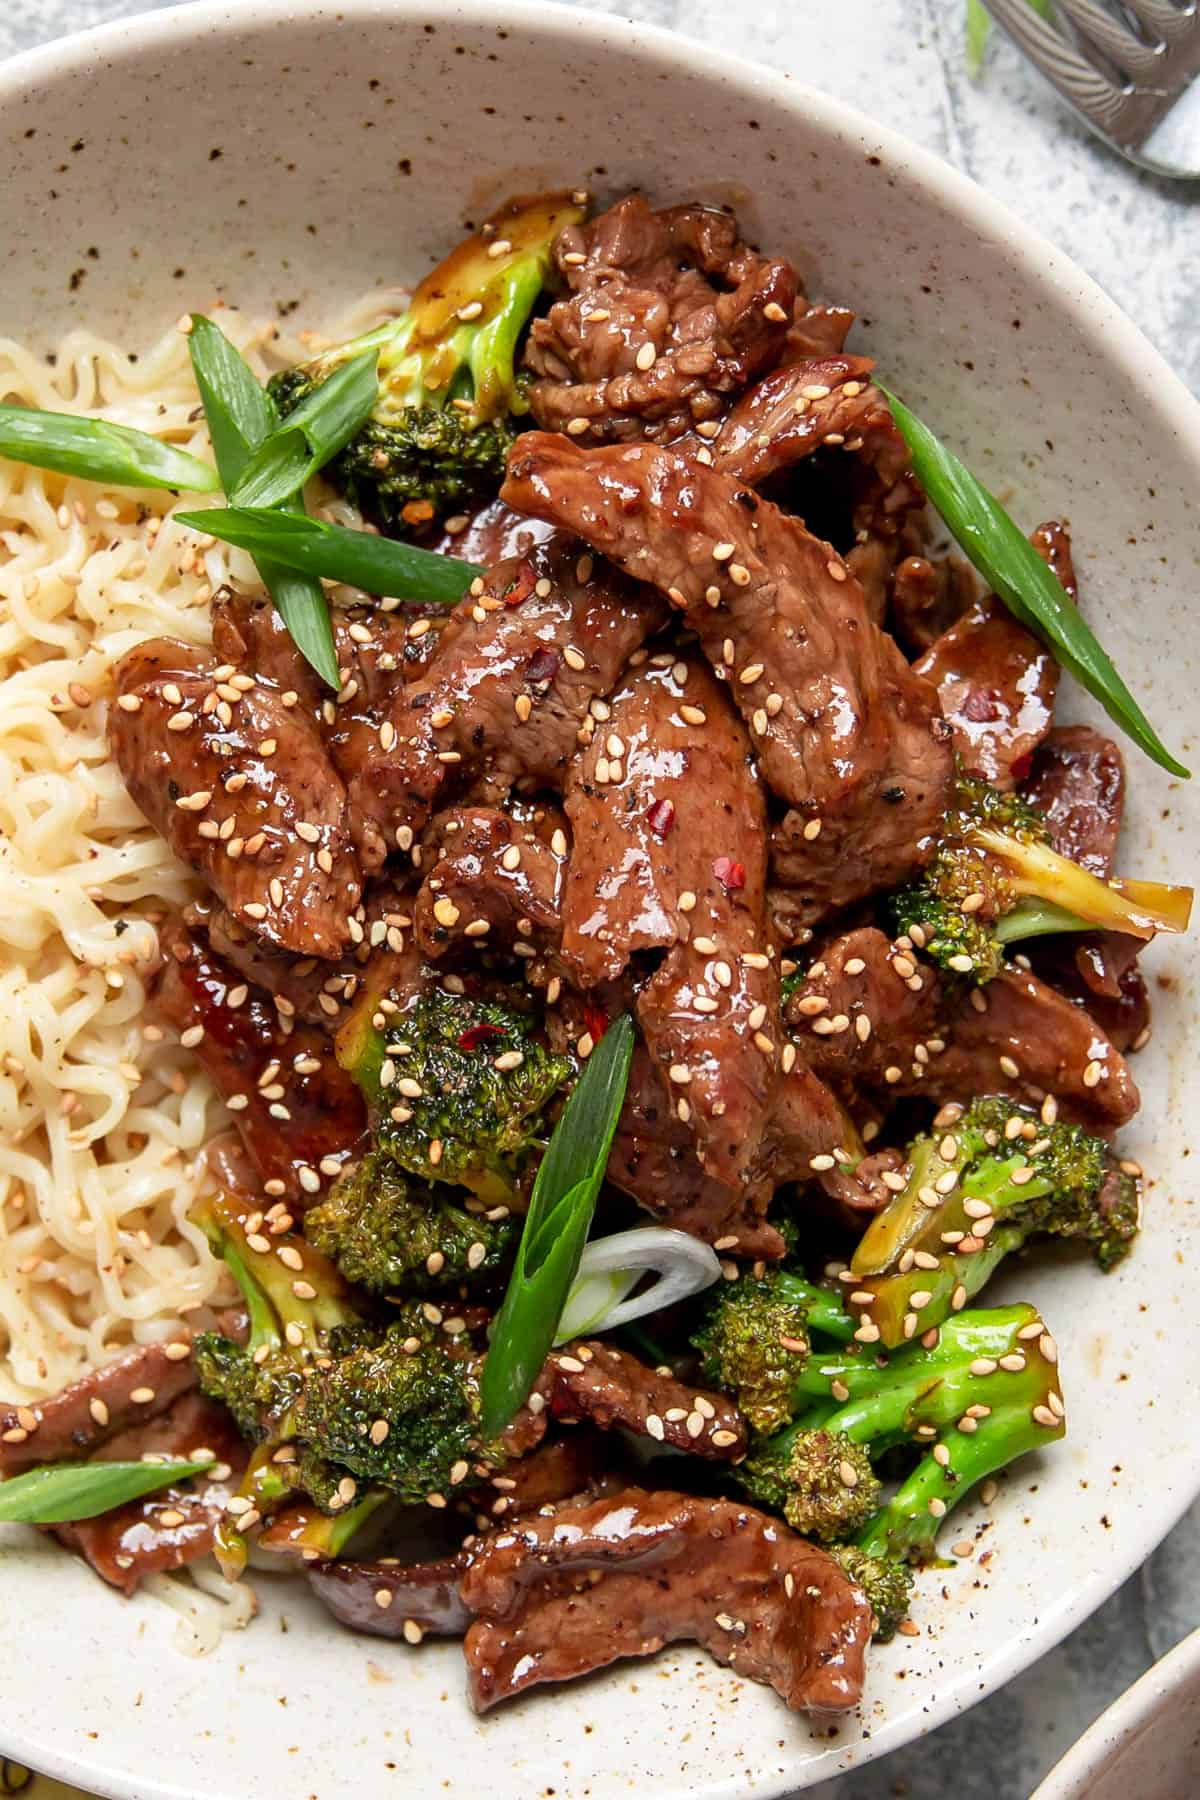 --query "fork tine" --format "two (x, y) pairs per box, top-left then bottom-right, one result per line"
(1121, 0), (1199, 45)
(980, 0), (1130, 134)
(1053, 0), (1170, 80)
